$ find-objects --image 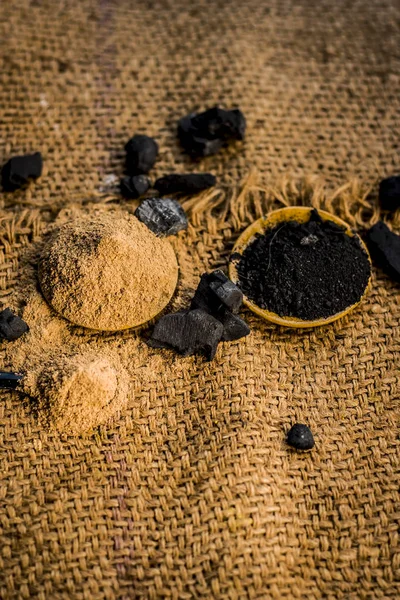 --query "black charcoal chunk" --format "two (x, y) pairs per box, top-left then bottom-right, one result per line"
(125, 134), (158, 175)
(209, 278), (243, 313)
(220, 311), (250, 342)
(0, 308), (29, 341)
(149, 309), (223, 360)
(379, 175), (400, 212)
(178, 117), (223, 157)
(148, 311), (187, 350)
(191, 271), (243, 315)
(154, 173), (216, 196)
(287, 424), (315, 450)
(120, 175), (150, 199)
(191, 107), (246, 141)
(224, 108), (246, 141)
(135, 197), (188, 236)
(0, 371), (23, 389)
(178, 107), (246, 157)
(366, 221), (400, 282)
(2, 152), (43, 191)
